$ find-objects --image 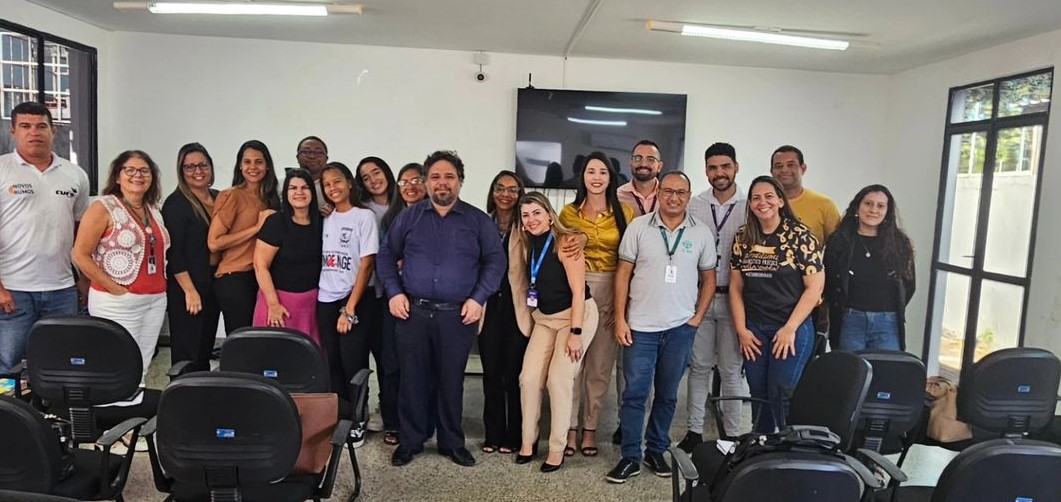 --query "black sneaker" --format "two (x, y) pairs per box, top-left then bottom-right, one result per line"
(676, 430), (703, 454)
(348, 421), (366, 449)
(643, 452), (672, 478)
(606, 458), (641, 484)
